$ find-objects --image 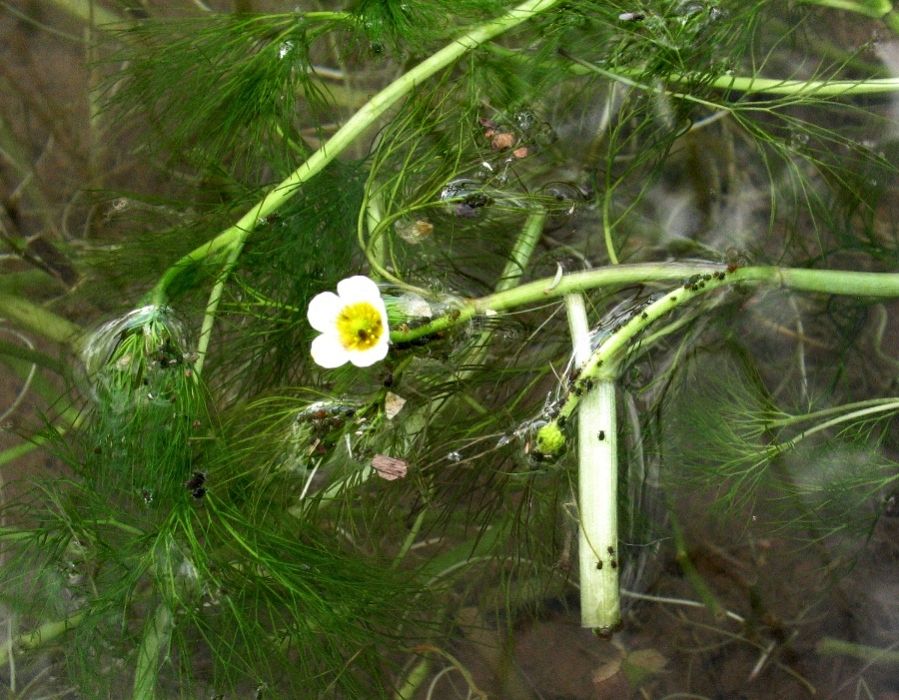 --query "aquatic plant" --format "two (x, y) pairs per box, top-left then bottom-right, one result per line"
(2, 0), (899, 696)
